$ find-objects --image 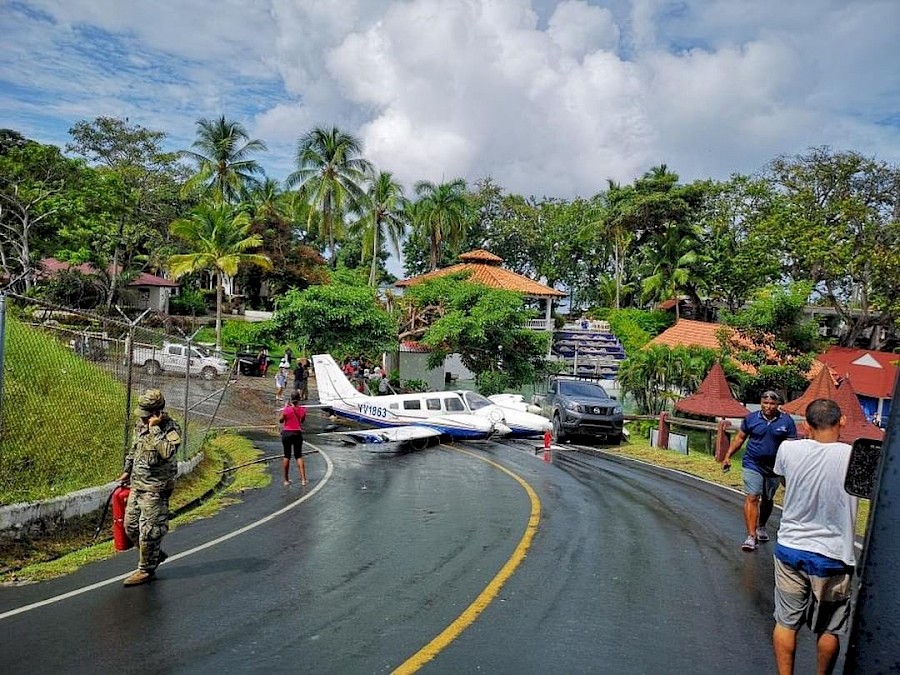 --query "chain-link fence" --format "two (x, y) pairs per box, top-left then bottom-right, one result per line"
(0, 292), (277, 507)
